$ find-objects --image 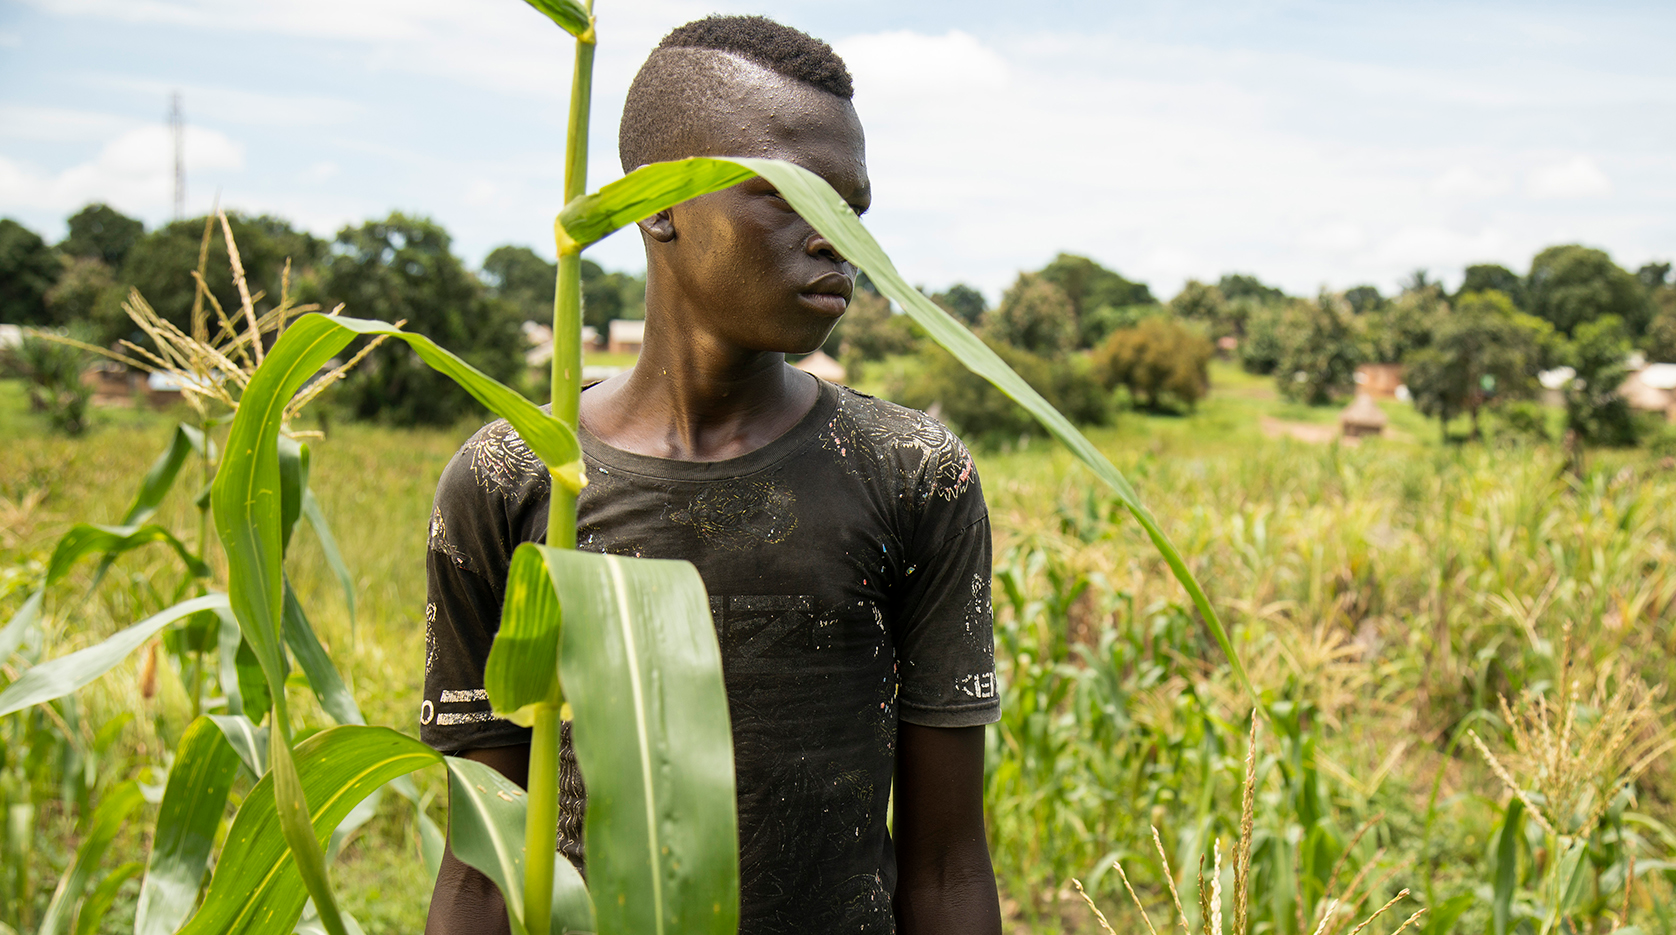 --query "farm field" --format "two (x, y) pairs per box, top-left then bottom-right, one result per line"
(2, 361), (1673, 934)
